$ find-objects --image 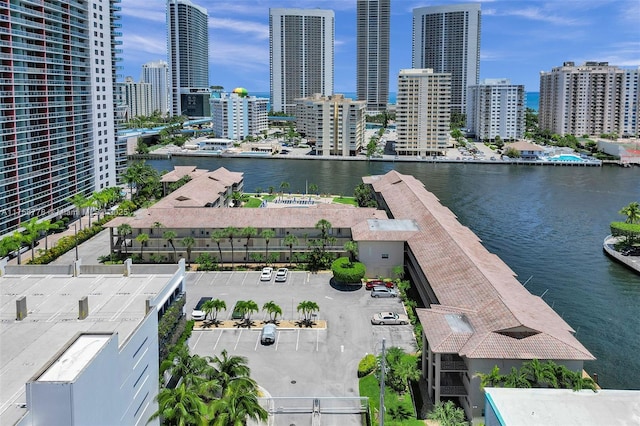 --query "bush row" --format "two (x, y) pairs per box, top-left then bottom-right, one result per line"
(358, 354), (377, 378)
